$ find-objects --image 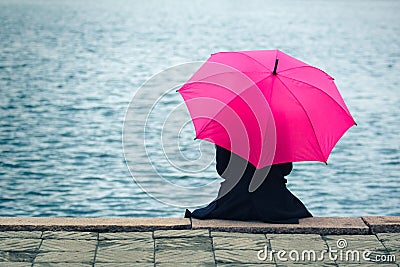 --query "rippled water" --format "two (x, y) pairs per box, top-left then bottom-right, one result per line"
(1, 0), (399, 217)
